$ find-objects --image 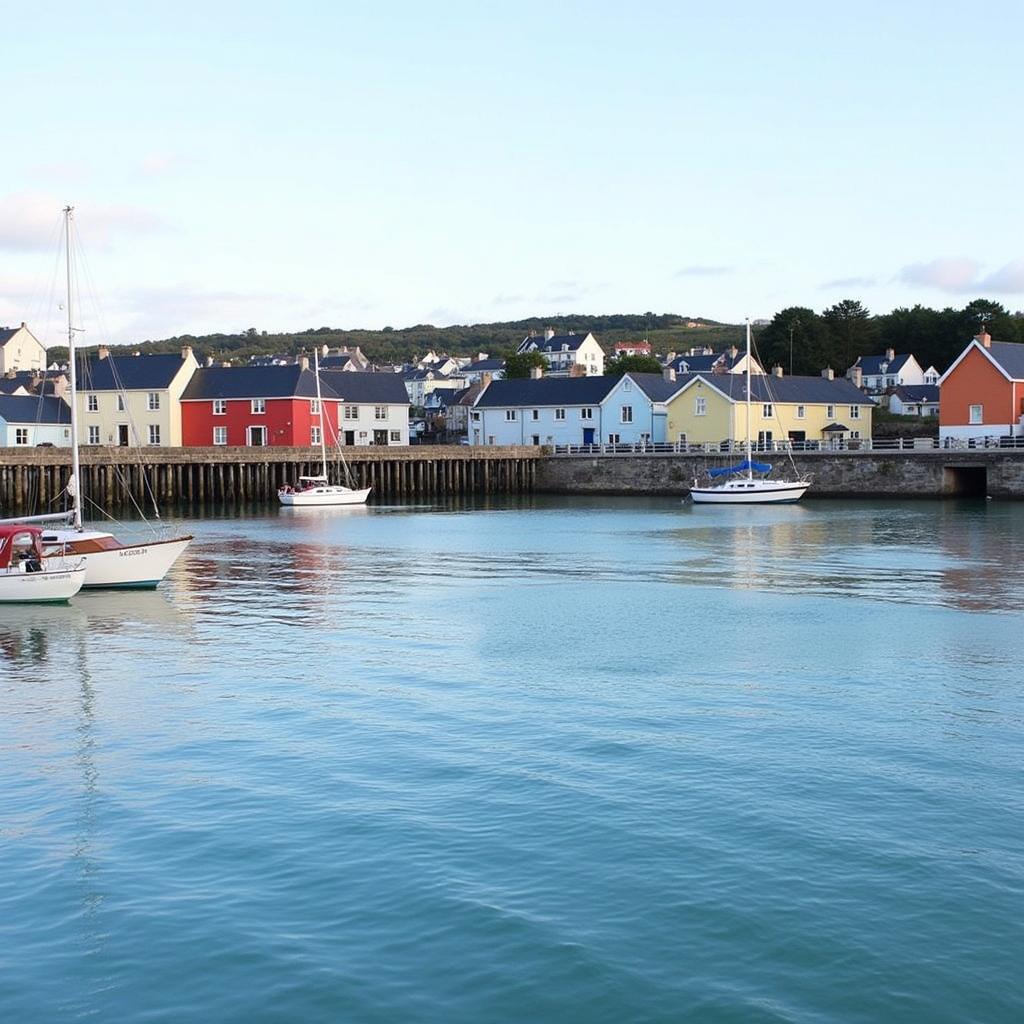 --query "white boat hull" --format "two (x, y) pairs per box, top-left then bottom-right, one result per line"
(690, 480), (810, 504)
(42, 532), (192, 589)
(278, 486), (371, 507)
(0, 565), (86, 603)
